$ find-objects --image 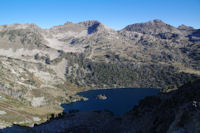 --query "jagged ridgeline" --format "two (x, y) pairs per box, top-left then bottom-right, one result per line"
(0, 20), (200, 127)
(0, 19), (199, 97)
